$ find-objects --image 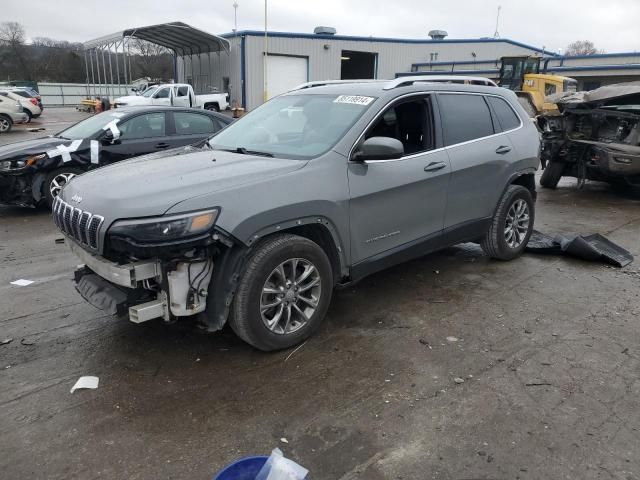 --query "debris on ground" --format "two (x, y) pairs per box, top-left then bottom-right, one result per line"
(526, 230), (633, 267)
(446, 336), (459, 342)
(1, 338), (13, 345)
(279, 437), (288, 444)
(10, 279), (34, 287)
(453, 377), (465, 384)
(256, 448), (308, 480)
(20, 338), (35, 346)
(70, 376), (99, 393)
